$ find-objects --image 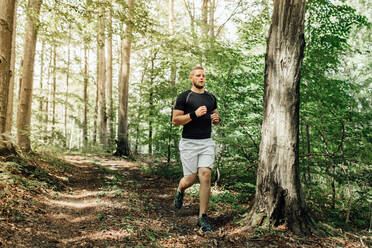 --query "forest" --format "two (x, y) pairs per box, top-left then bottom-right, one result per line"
(0, 0), (371, 247)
